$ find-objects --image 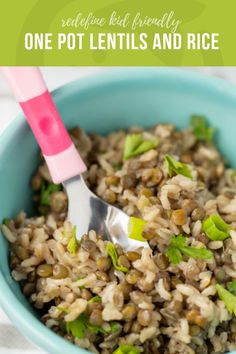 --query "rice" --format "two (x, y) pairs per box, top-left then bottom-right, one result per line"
(3, 122), (236, 354)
